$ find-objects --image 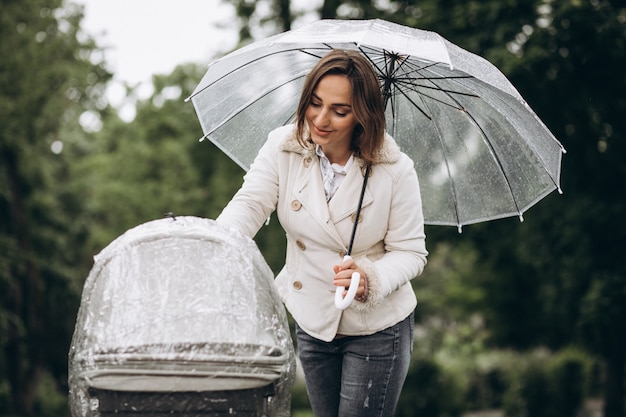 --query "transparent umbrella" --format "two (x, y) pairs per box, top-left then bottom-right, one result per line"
(187, 19), (565, 231)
